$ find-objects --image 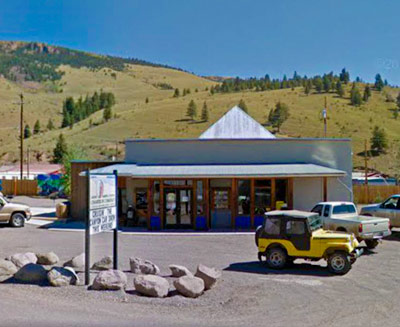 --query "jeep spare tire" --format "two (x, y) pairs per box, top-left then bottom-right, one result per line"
(266, 247), (287, 269)
(327, 252), (351, 275)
